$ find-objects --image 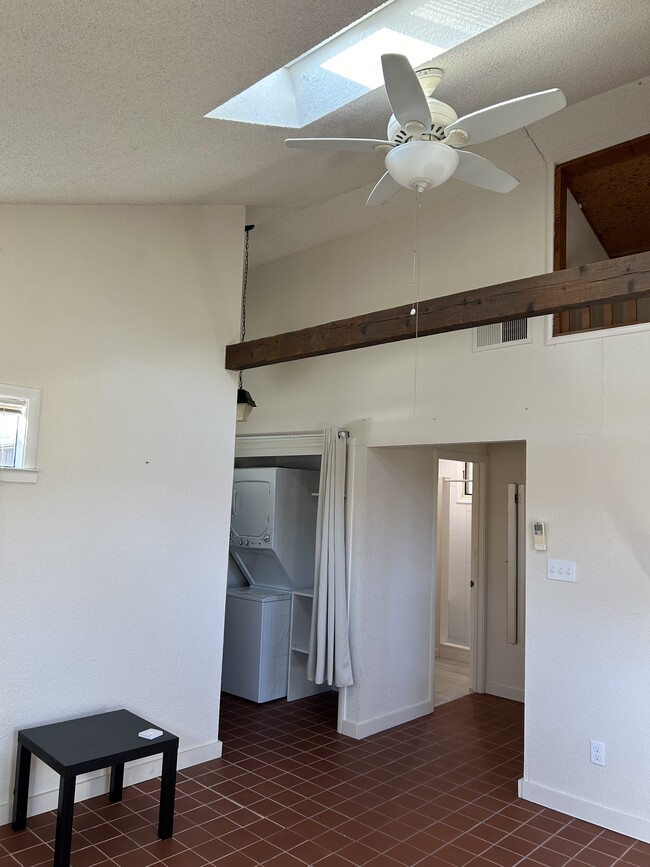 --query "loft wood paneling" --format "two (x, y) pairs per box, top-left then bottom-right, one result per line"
(554, 134), (650, 335)
(560, 135), (650, 260)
